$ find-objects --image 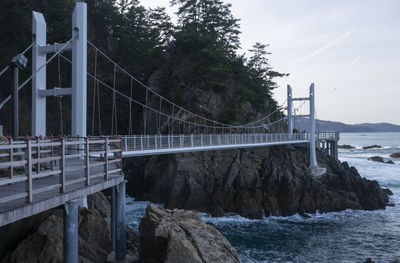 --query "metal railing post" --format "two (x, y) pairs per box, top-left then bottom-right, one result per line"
(85, 137), (90, 186)
(8, 138), (13, 179)
(36, 136), (40, 173)
(191, 134), (194, 147)
(60, 138), (65, 193)
(124, 136), (128, 152)
(25, 139), (32, 203)
(104, 137), (109, 180)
